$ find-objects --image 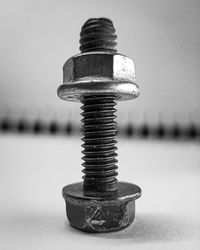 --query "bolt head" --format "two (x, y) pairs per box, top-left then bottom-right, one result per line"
(57, 52), (139, 102)
(62, 182), (141, 233)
